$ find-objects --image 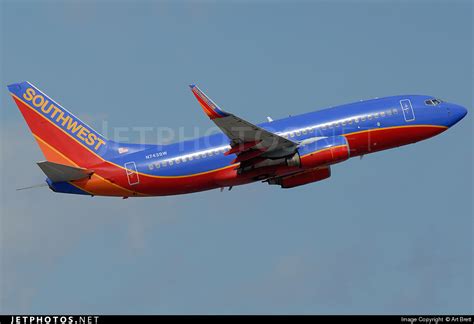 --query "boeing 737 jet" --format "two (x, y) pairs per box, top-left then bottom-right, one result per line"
(8, 81), (467, 198)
